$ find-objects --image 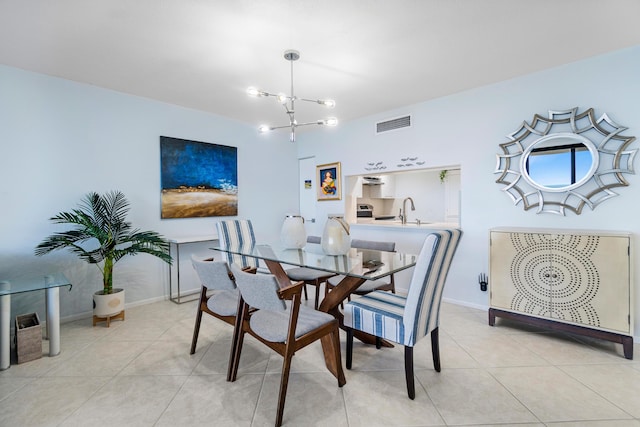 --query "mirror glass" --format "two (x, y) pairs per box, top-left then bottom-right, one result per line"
(520, 133), (598, 192)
